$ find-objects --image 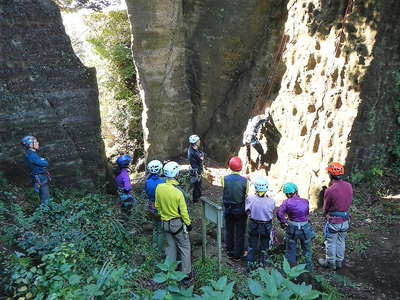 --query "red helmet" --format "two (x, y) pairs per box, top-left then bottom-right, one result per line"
(229, 156), (242, 171)
(327, 162), (344, 176)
